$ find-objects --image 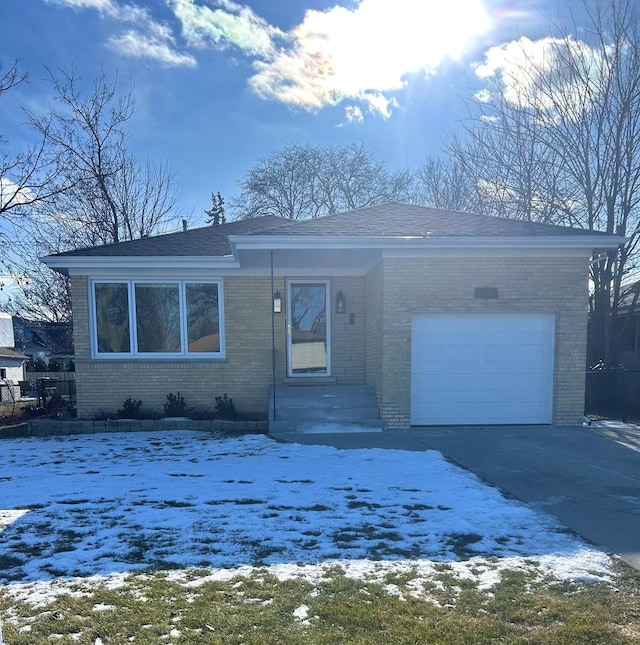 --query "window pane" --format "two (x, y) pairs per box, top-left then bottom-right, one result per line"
(95, 283), (130, 353)
(135, 283), (181, 353)
(186, 283), (220, 352)
(290, 283), (327, 374)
